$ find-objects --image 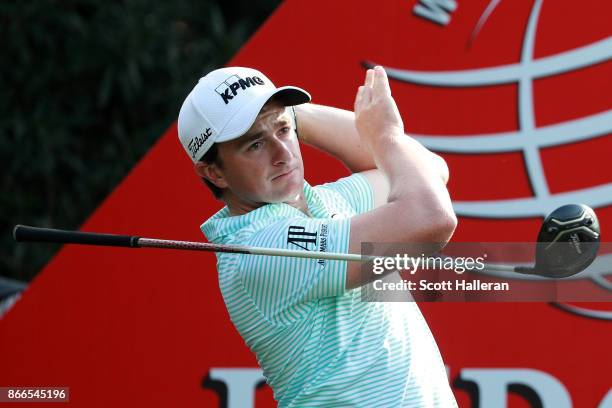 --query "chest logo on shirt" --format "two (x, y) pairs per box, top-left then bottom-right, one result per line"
(286, 225), (318, 251)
